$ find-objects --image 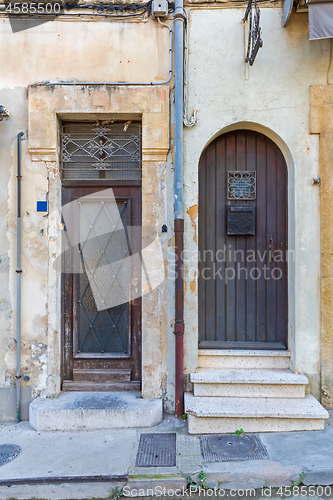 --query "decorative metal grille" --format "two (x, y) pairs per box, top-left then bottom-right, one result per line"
(77, 199), (130, 354)
(61, 122), (142, 180)
(227, 171), (256, 200)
